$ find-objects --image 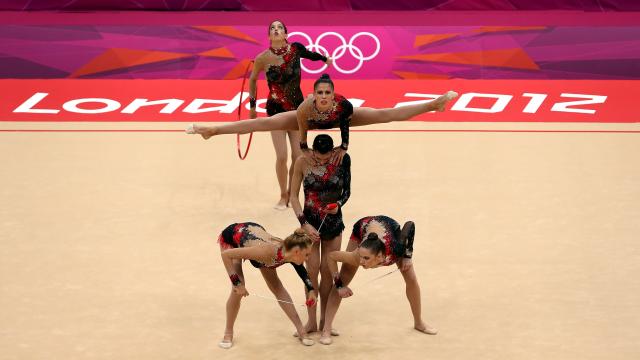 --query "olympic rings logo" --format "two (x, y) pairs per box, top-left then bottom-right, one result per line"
(287, 31), (381, 74)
